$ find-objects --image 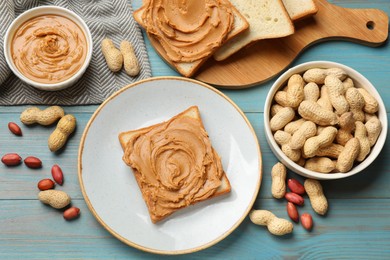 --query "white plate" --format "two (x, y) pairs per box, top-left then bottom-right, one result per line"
(78, 77), (262, 254)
